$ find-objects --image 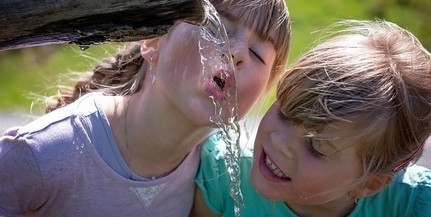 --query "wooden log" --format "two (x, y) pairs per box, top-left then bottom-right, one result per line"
(0, 0), (207, 50)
